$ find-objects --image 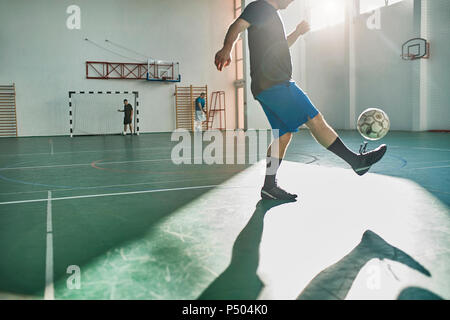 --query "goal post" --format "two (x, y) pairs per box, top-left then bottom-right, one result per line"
(68, 90), (140, 137)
